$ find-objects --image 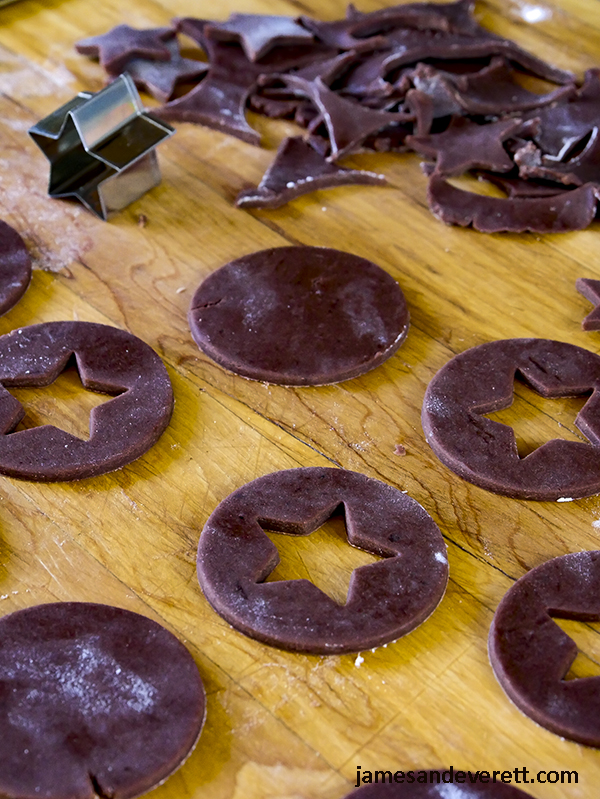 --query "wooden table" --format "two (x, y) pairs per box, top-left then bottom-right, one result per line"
(0, 0), (598, 797)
